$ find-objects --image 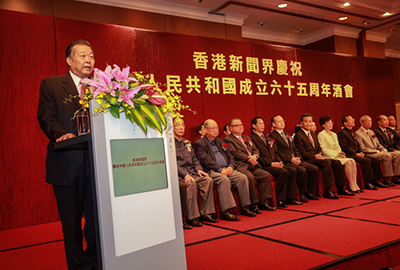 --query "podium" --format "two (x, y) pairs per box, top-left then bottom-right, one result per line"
(55, 101), (187, 269)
